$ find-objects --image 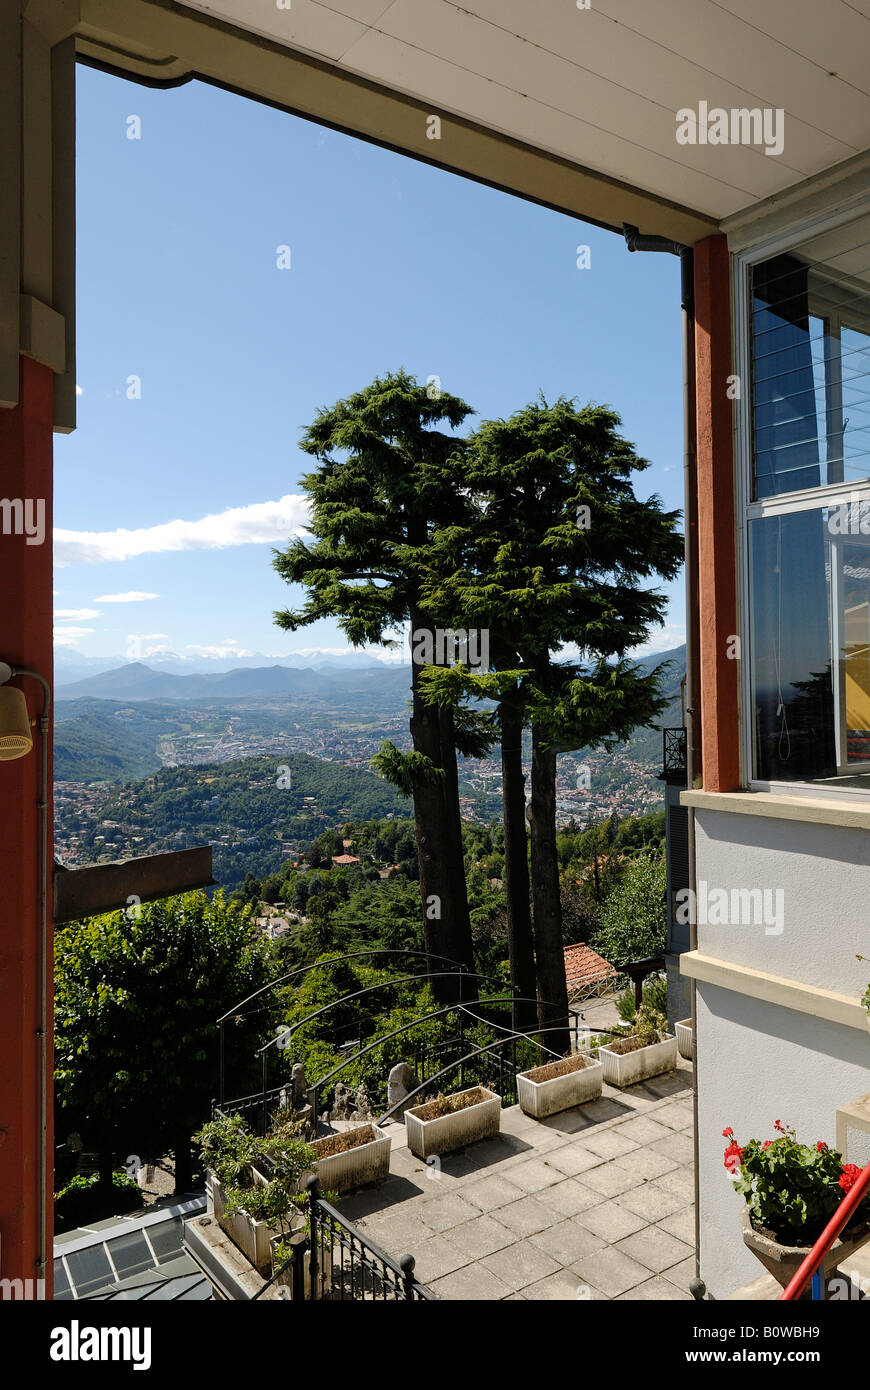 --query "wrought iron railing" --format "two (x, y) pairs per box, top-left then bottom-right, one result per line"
(661, 725), (687, 783)
(254, 1177), (435, 1302)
